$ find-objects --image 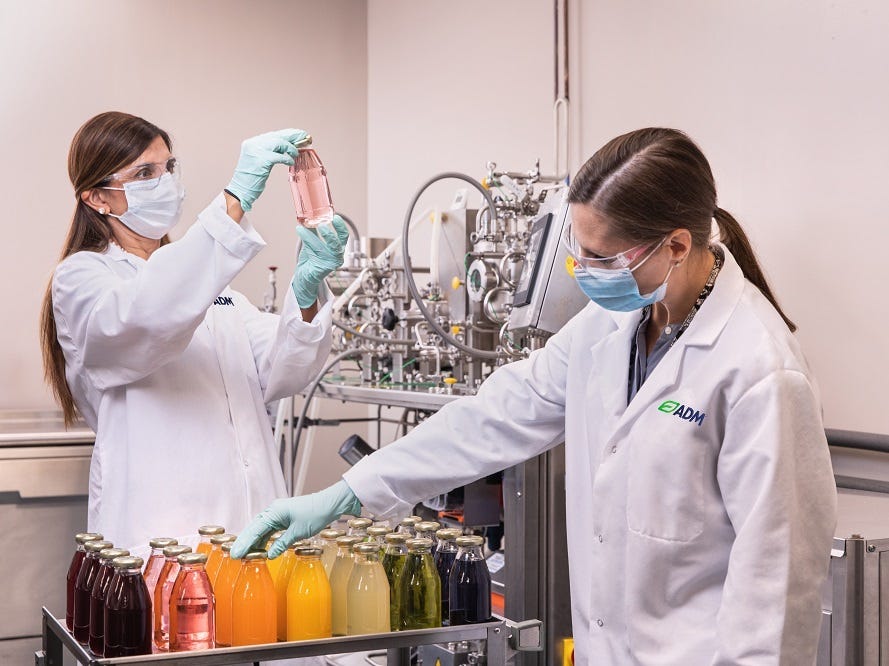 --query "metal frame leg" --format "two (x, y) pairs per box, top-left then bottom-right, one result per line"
(40, 612), (63, 666)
